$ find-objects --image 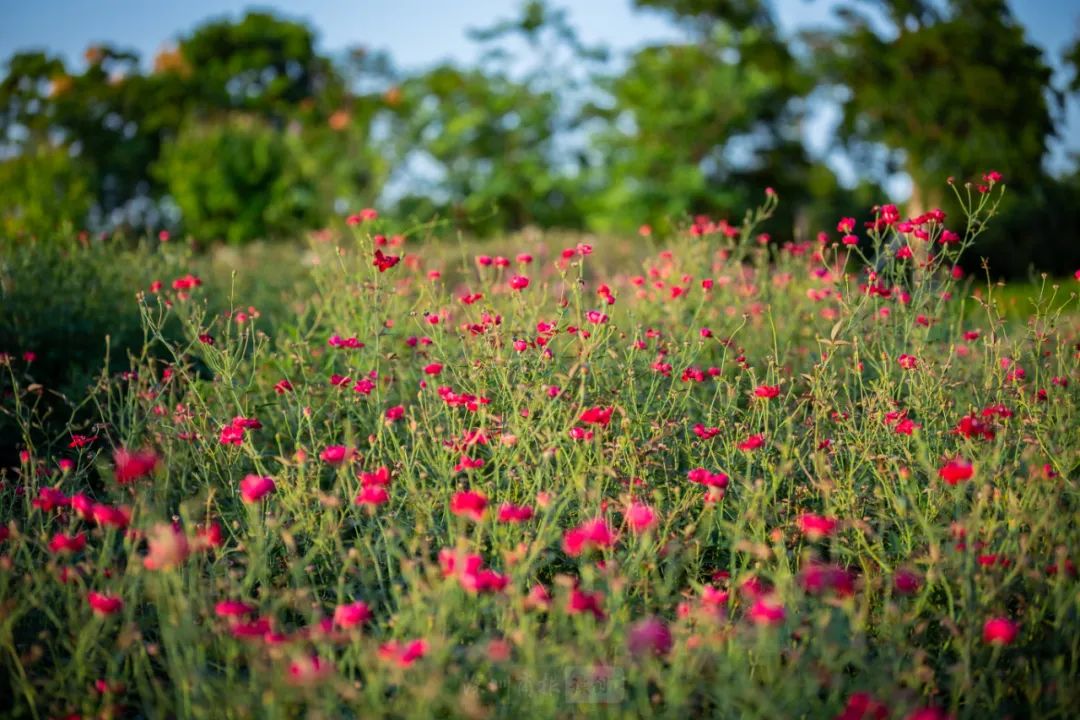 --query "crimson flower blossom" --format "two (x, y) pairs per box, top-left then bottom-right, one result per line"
(625, 501), (658, 533)
(938, 458), (974, 485)
(687, 468), (729, 488)
(450, 490), (487, 521)
(239, 475), (275, 503)
(738, 434), (766, 451)
(355, 485), (389, 507)
(385, 405), (406, 422)
(497, 503), (534, 523)
(286, 655), (334, 686)
(333, 601), (372, 629)
(113, 448), (159, 483)
(143, 523), (190, 571)
(836, 693), (888, 720)
(797, 513), (838, 541)
(87, 591), (123, 617)
(49, 532), (87, 554)
(579, 406), (614, 426)
(748, 597), (786, 626)
(373, 249), (400, 272)
(509, 275), (530, 290)
(215, 600), (257, 618)
(983, 617), (1018, 645)
(563, 517), (616, 556)
(627, 616), (672, 656)
(898, 354), (918, 370)
(753, 384), (780, 399)
(567, 588), (605, 619)
(423, 362), (443, 375)
(378, 639), (428, 668)
(320, 445), (355, 465)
